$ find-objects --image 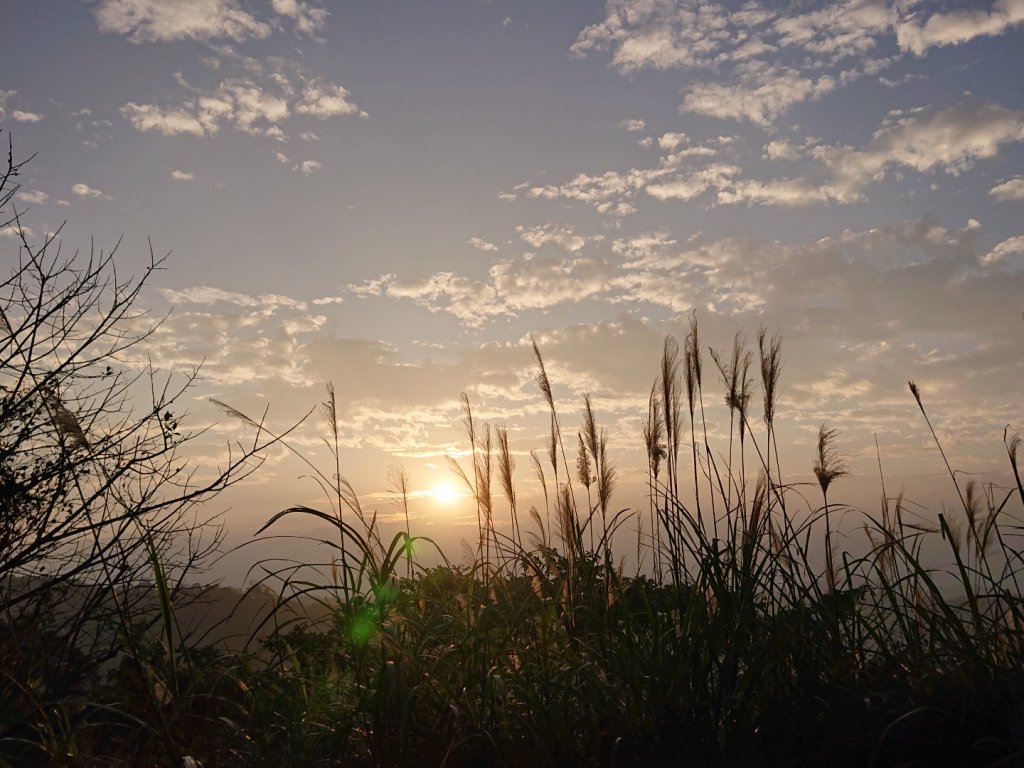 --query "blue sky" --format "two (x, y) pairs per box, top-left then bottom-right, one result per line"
(3, 0), (1023, 566)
